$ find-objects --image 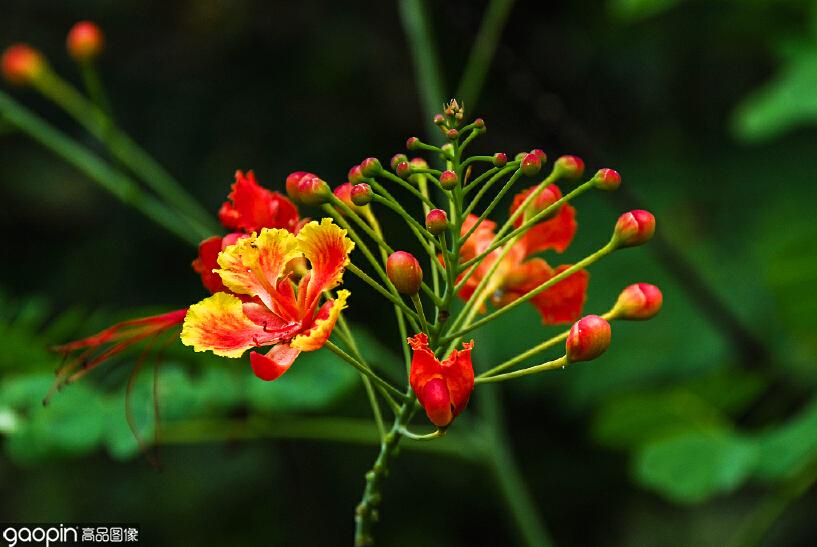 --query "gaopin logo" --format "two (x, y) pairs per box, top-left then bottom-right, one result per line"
(2, 525), (78, 547)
